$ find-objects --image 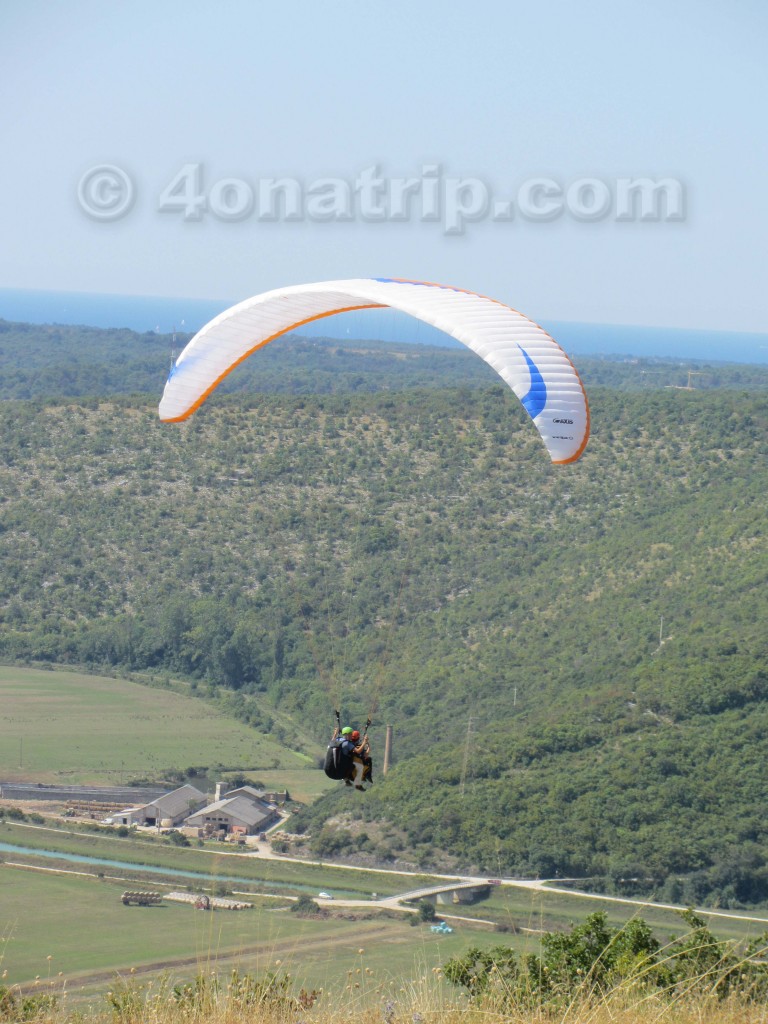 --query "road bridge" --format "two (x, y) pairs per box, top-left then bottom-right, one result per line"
(384, 879), (493, 906)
